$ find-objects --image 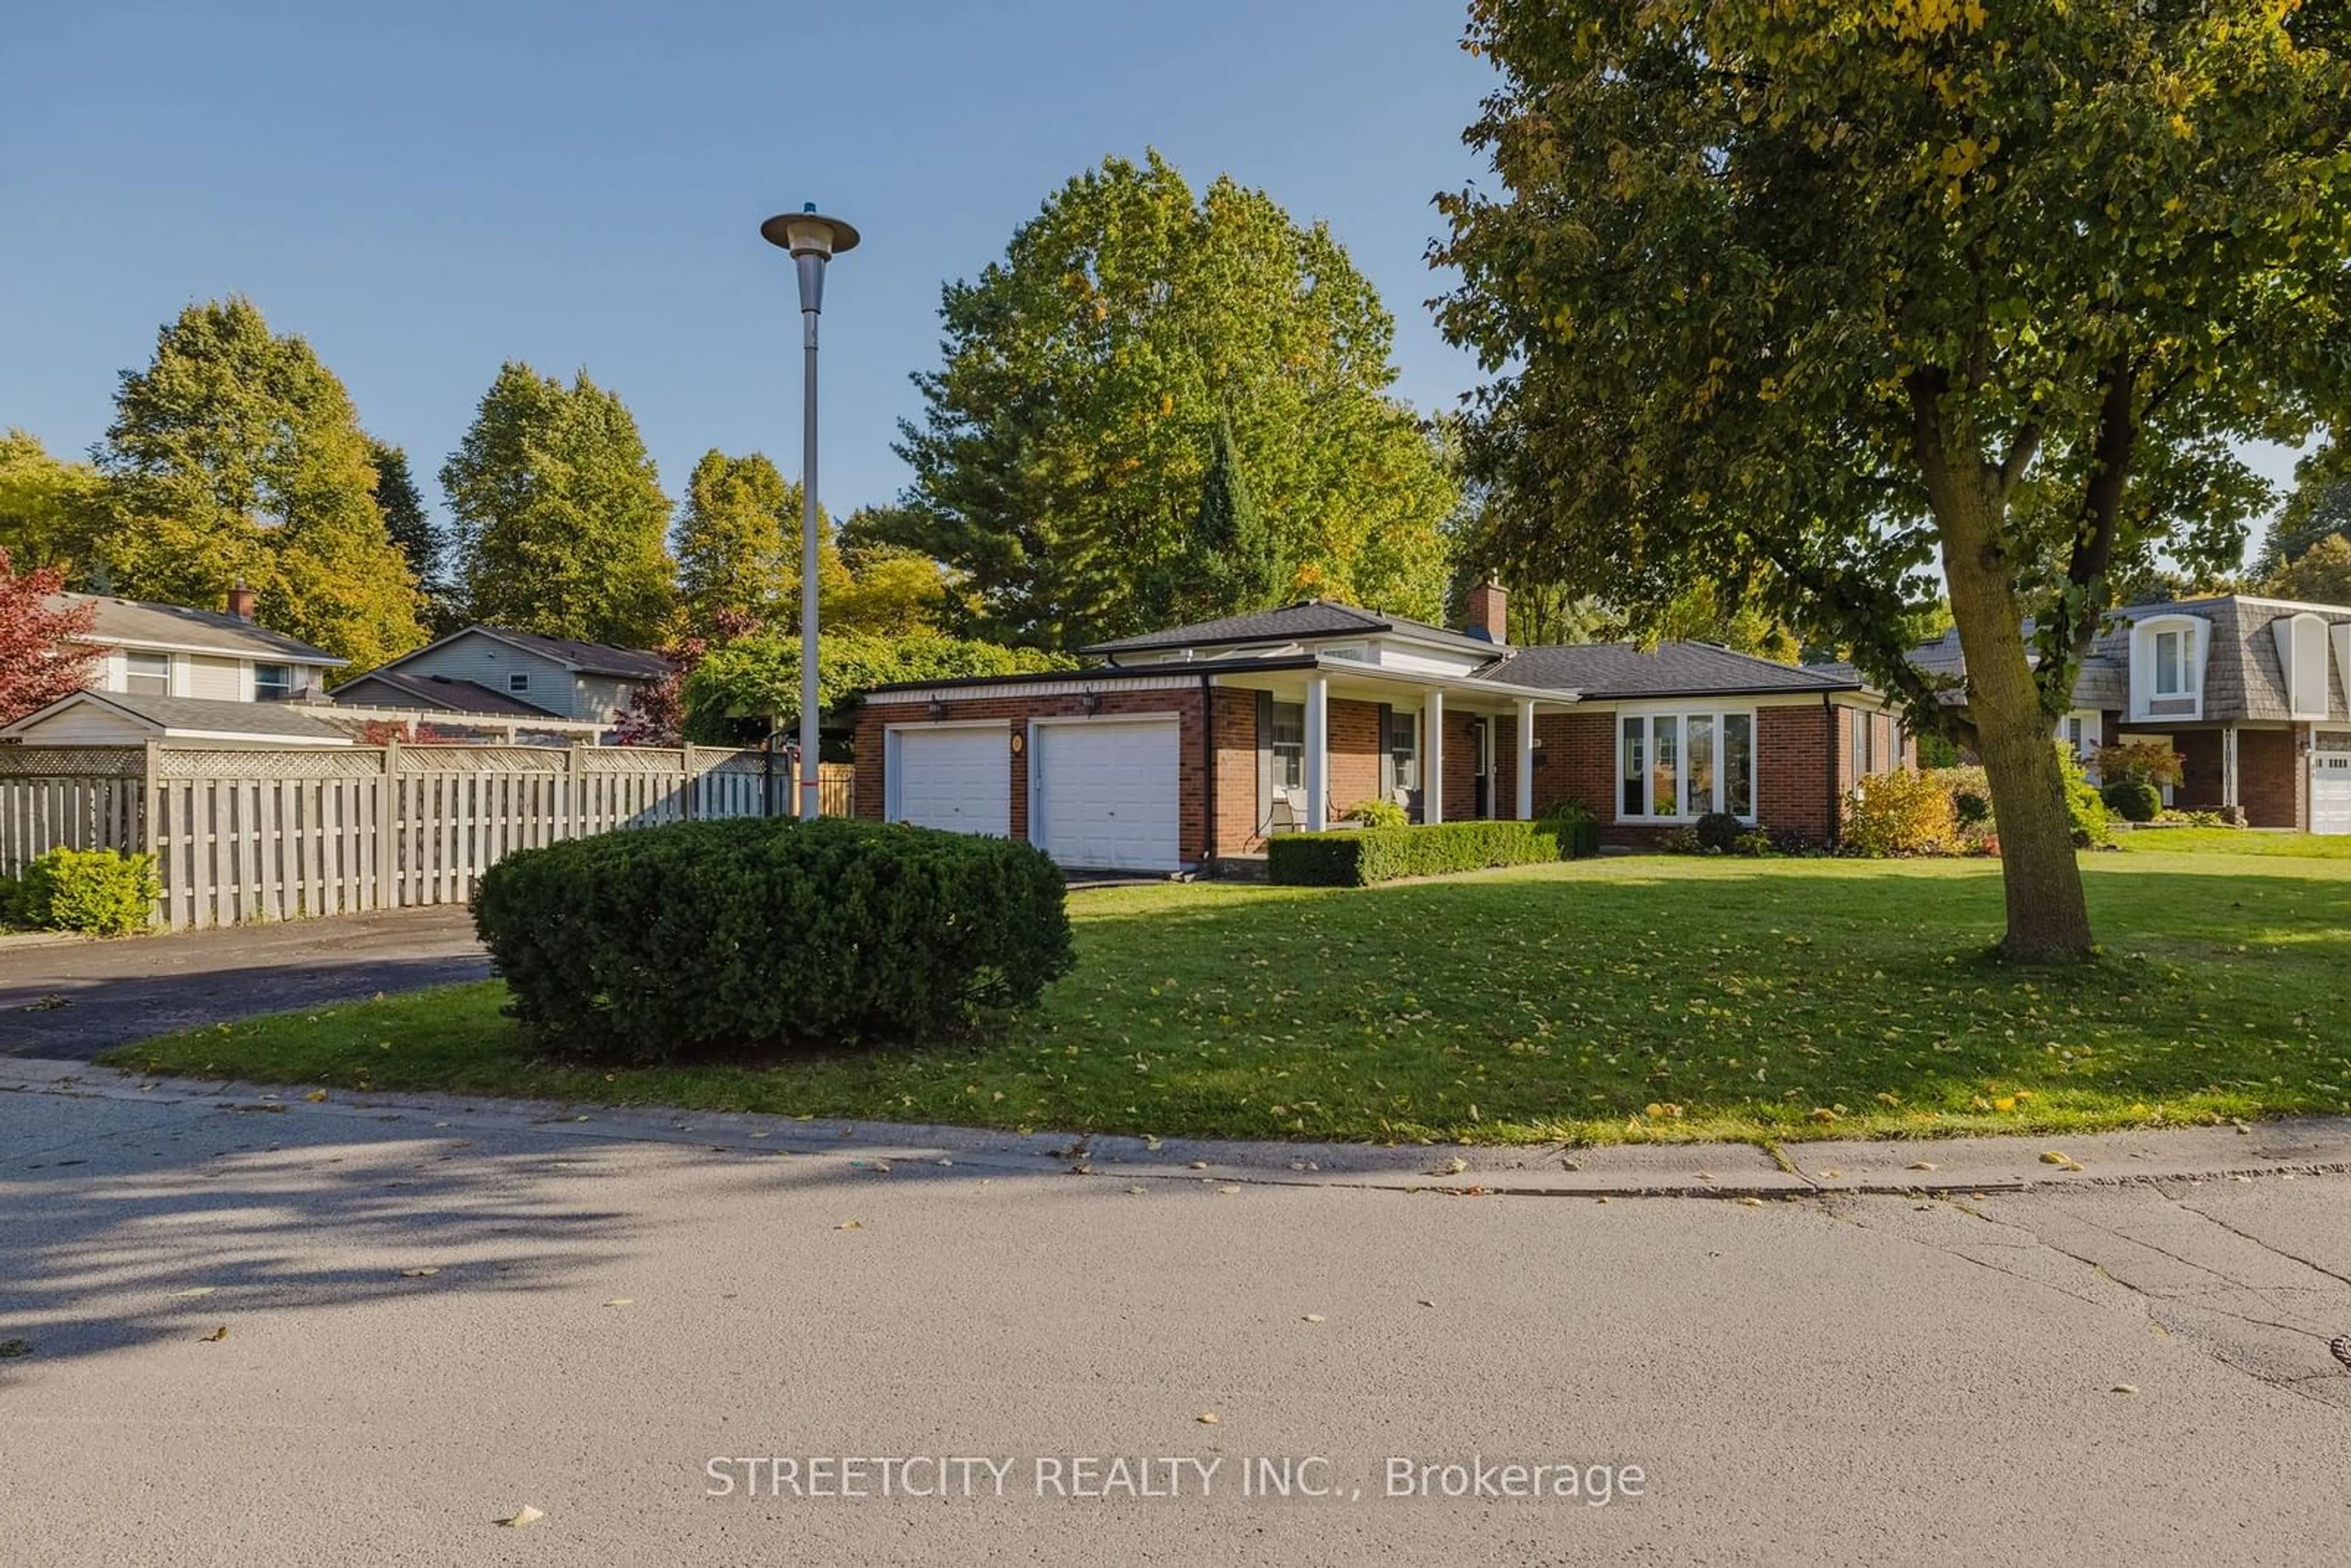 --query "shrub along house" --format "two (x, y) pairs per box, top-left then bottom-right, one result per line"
(850, 586), (1911, 874)
(1911, 593), (2351, 833)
